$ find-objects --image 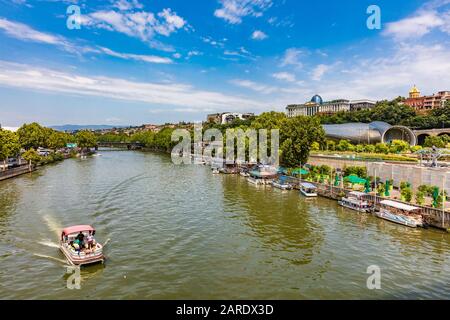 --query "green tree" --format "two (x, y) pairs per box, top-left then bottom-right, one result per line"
(75, 130), (97, 149)
(375, 143), (389, 154)
(21, 148), (41, 166)
(17, 122), (47, 150)
(336, 140), (355, 152)
(415, 191), (425, 205)
(0, 129), (21, 170)
(47, 130), (71, 150)
(280, 116), (325, 167)
(424, 135), (447, 148)
(389, 140), (410, 153)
